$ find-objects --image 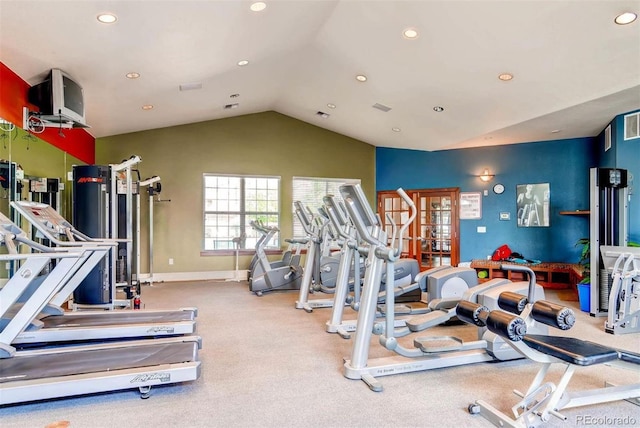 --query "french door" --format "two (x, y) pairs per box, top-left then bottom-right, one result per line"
(378, 188), (459, 270)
